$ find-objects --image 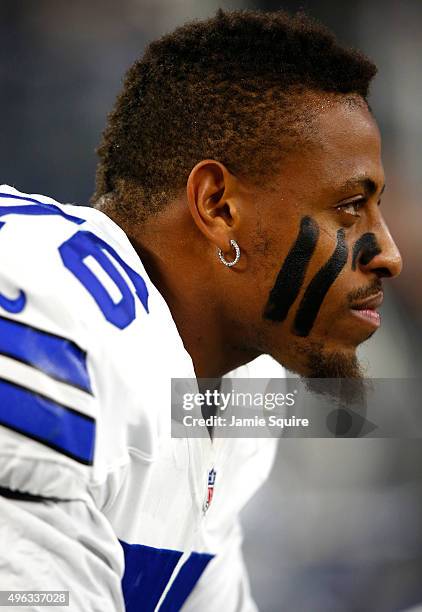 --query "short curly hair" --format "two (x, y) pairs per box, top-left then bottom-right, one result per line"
(93, 9), (377, 222)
